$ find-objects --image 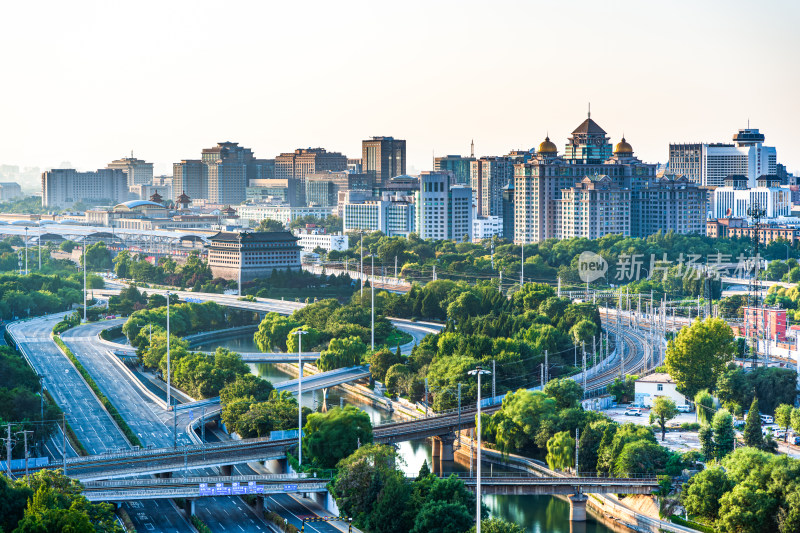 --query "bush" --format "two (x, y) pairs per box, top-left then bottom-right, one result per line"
(680, 422), (701, 431)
